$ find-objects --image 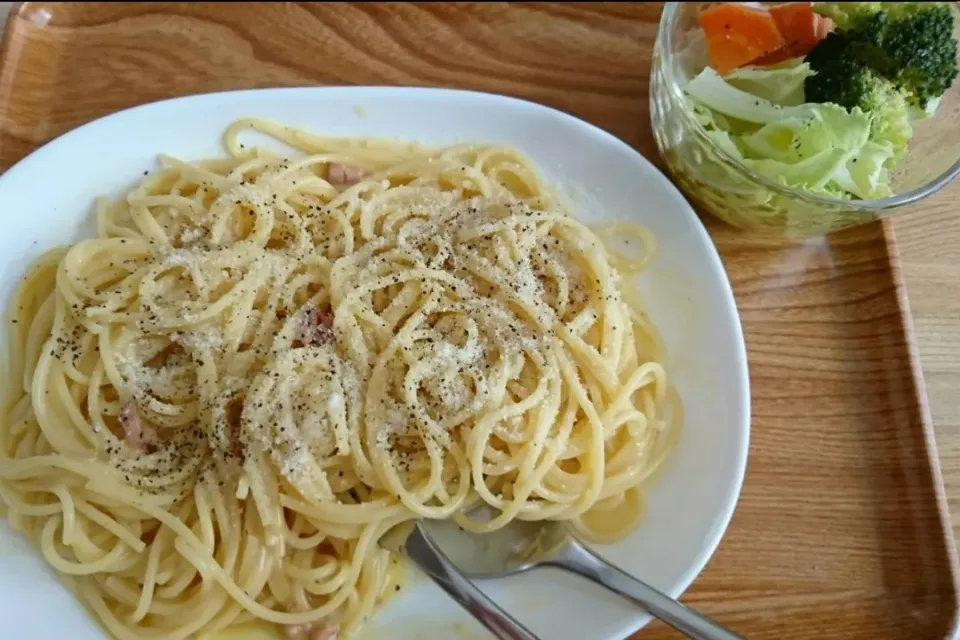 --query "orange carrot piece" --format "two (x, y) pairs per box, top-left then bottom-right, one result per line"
(699, 3), (787, 75)
(769, 2), (834, 55)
